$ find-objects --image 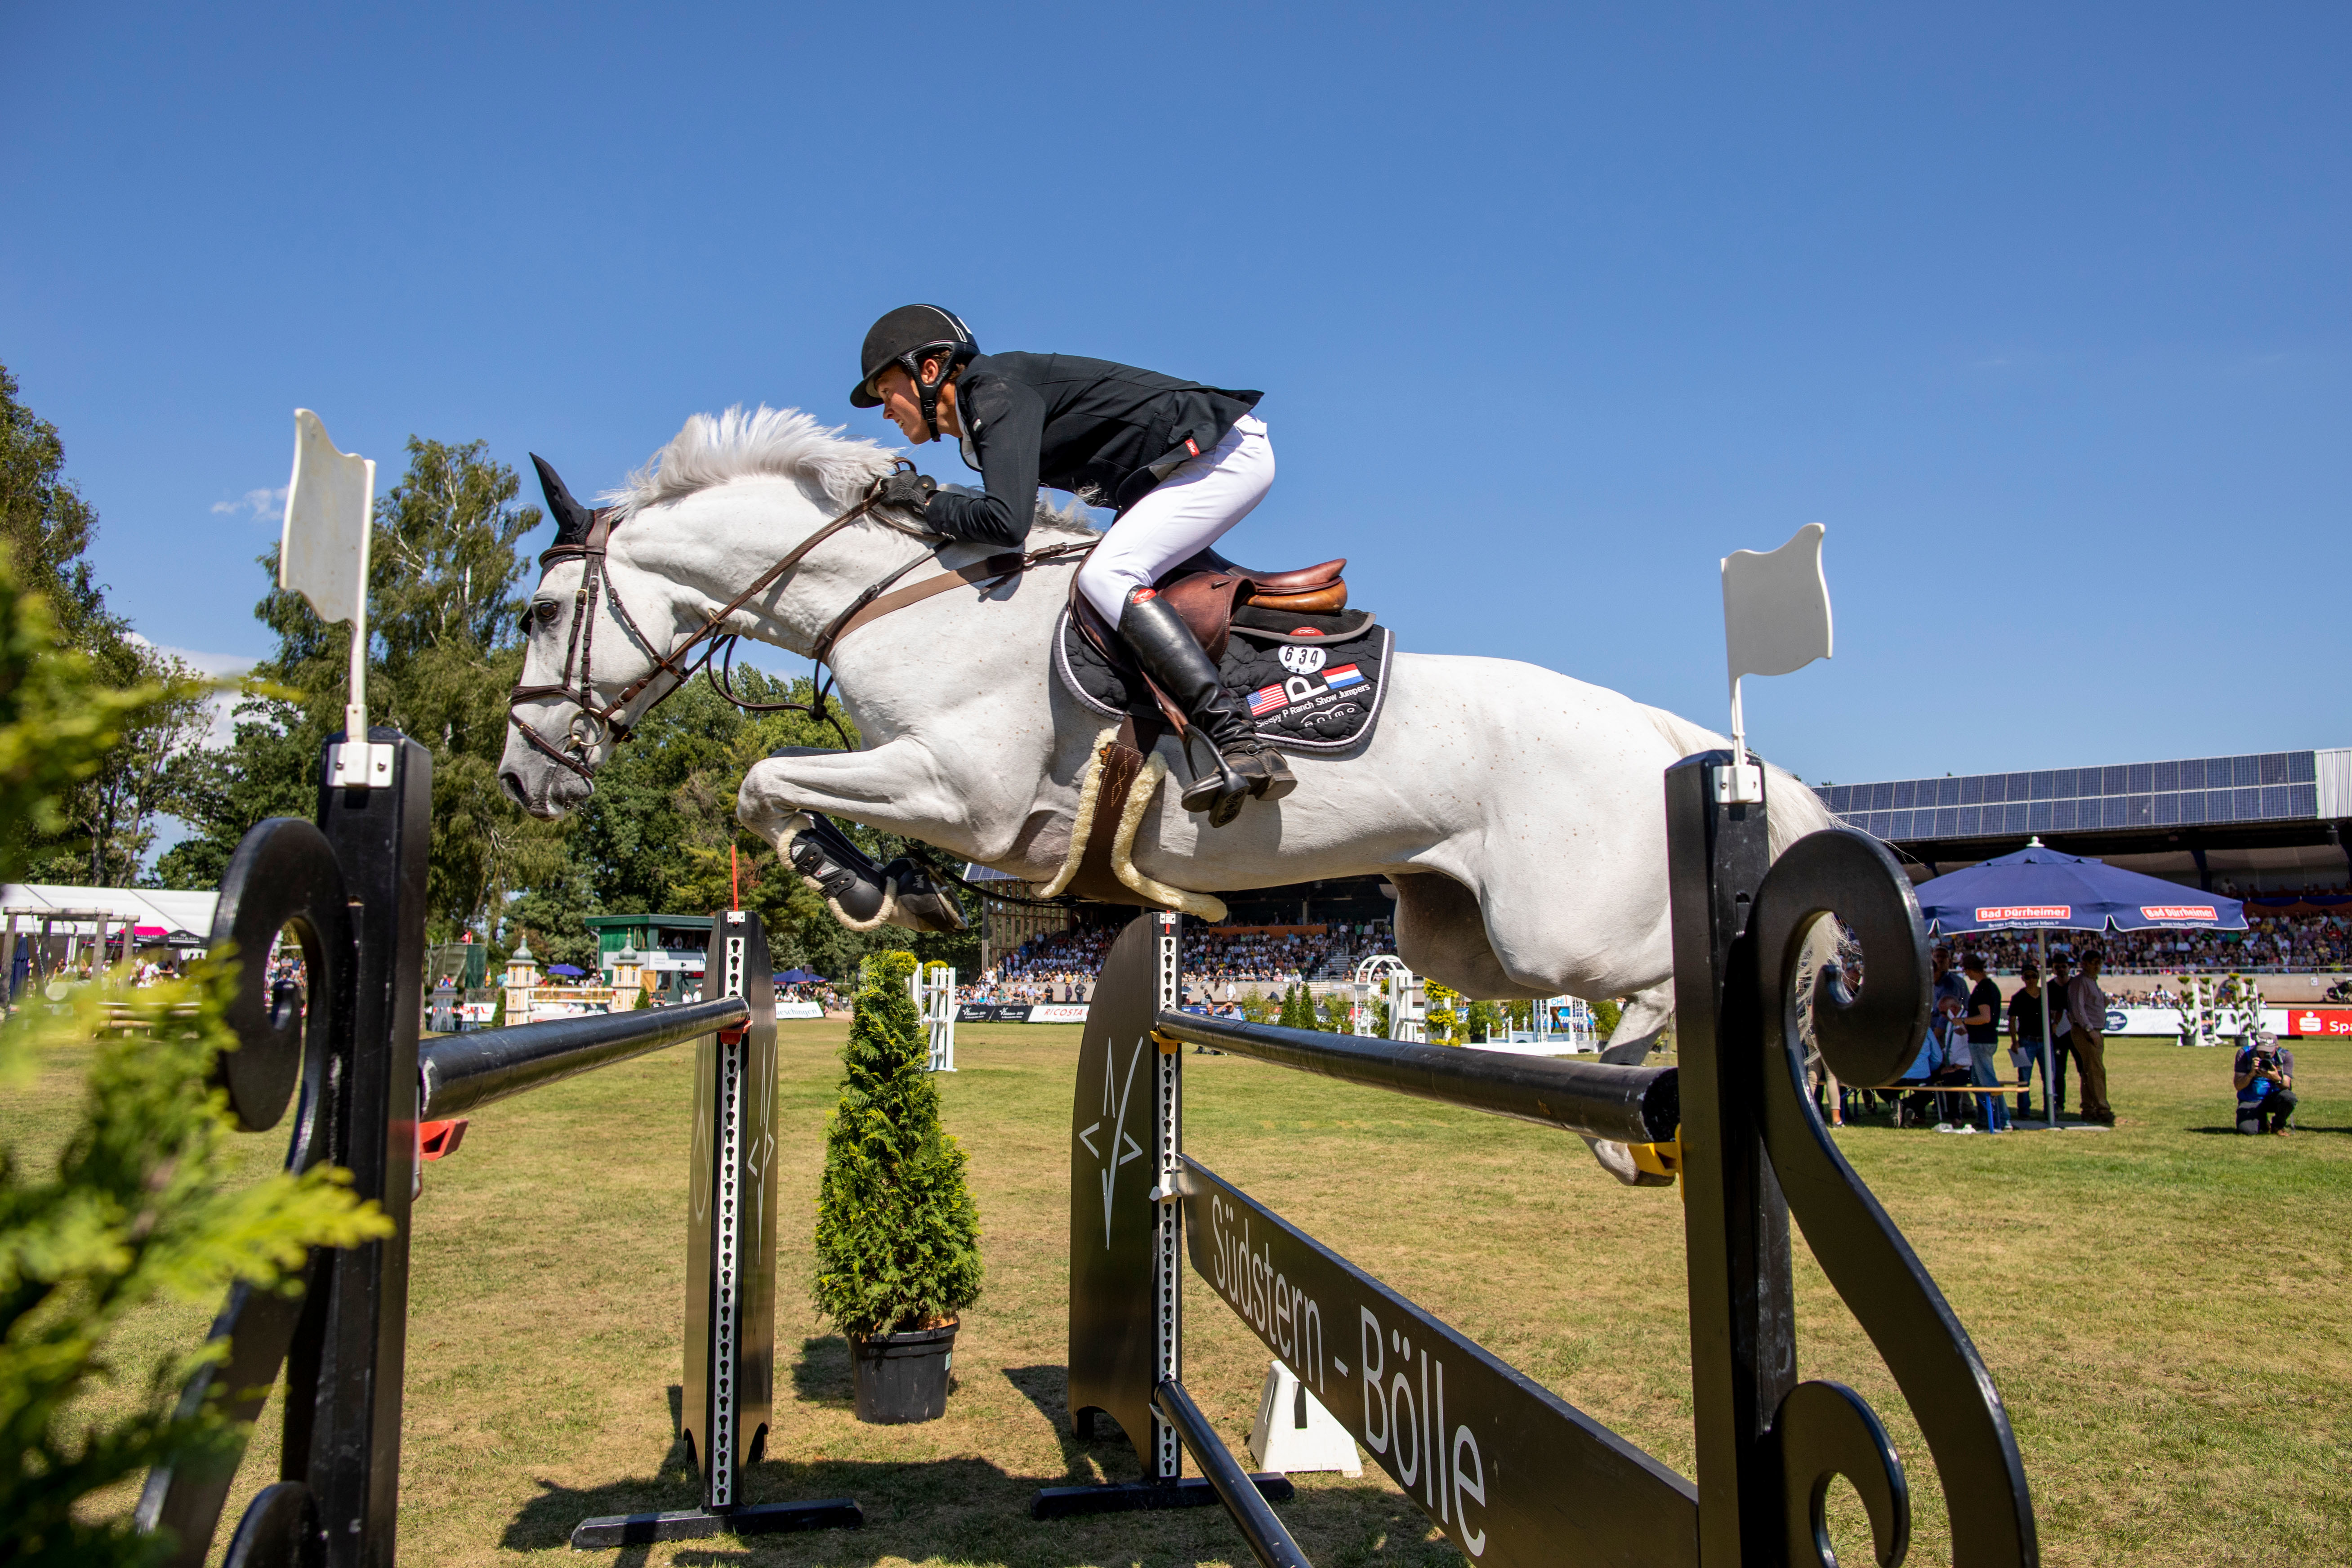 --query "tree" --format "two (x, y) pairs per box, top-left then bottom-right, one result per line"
(0, 362), (119, 655)
(810, 952), (983, 1341)
(59, 648), (212, 887)
(0, 362), (213, 887)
